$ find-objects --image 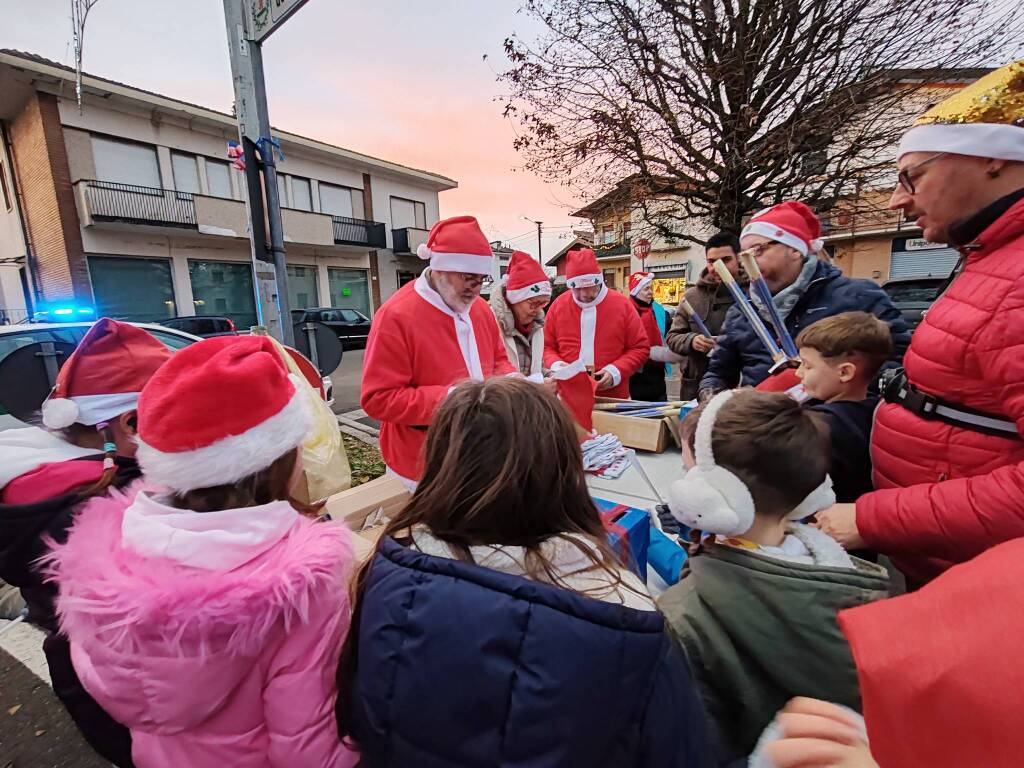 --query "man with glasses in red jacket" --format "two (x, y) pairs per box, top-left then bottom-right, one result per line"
(817, 61), (1024, 588)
